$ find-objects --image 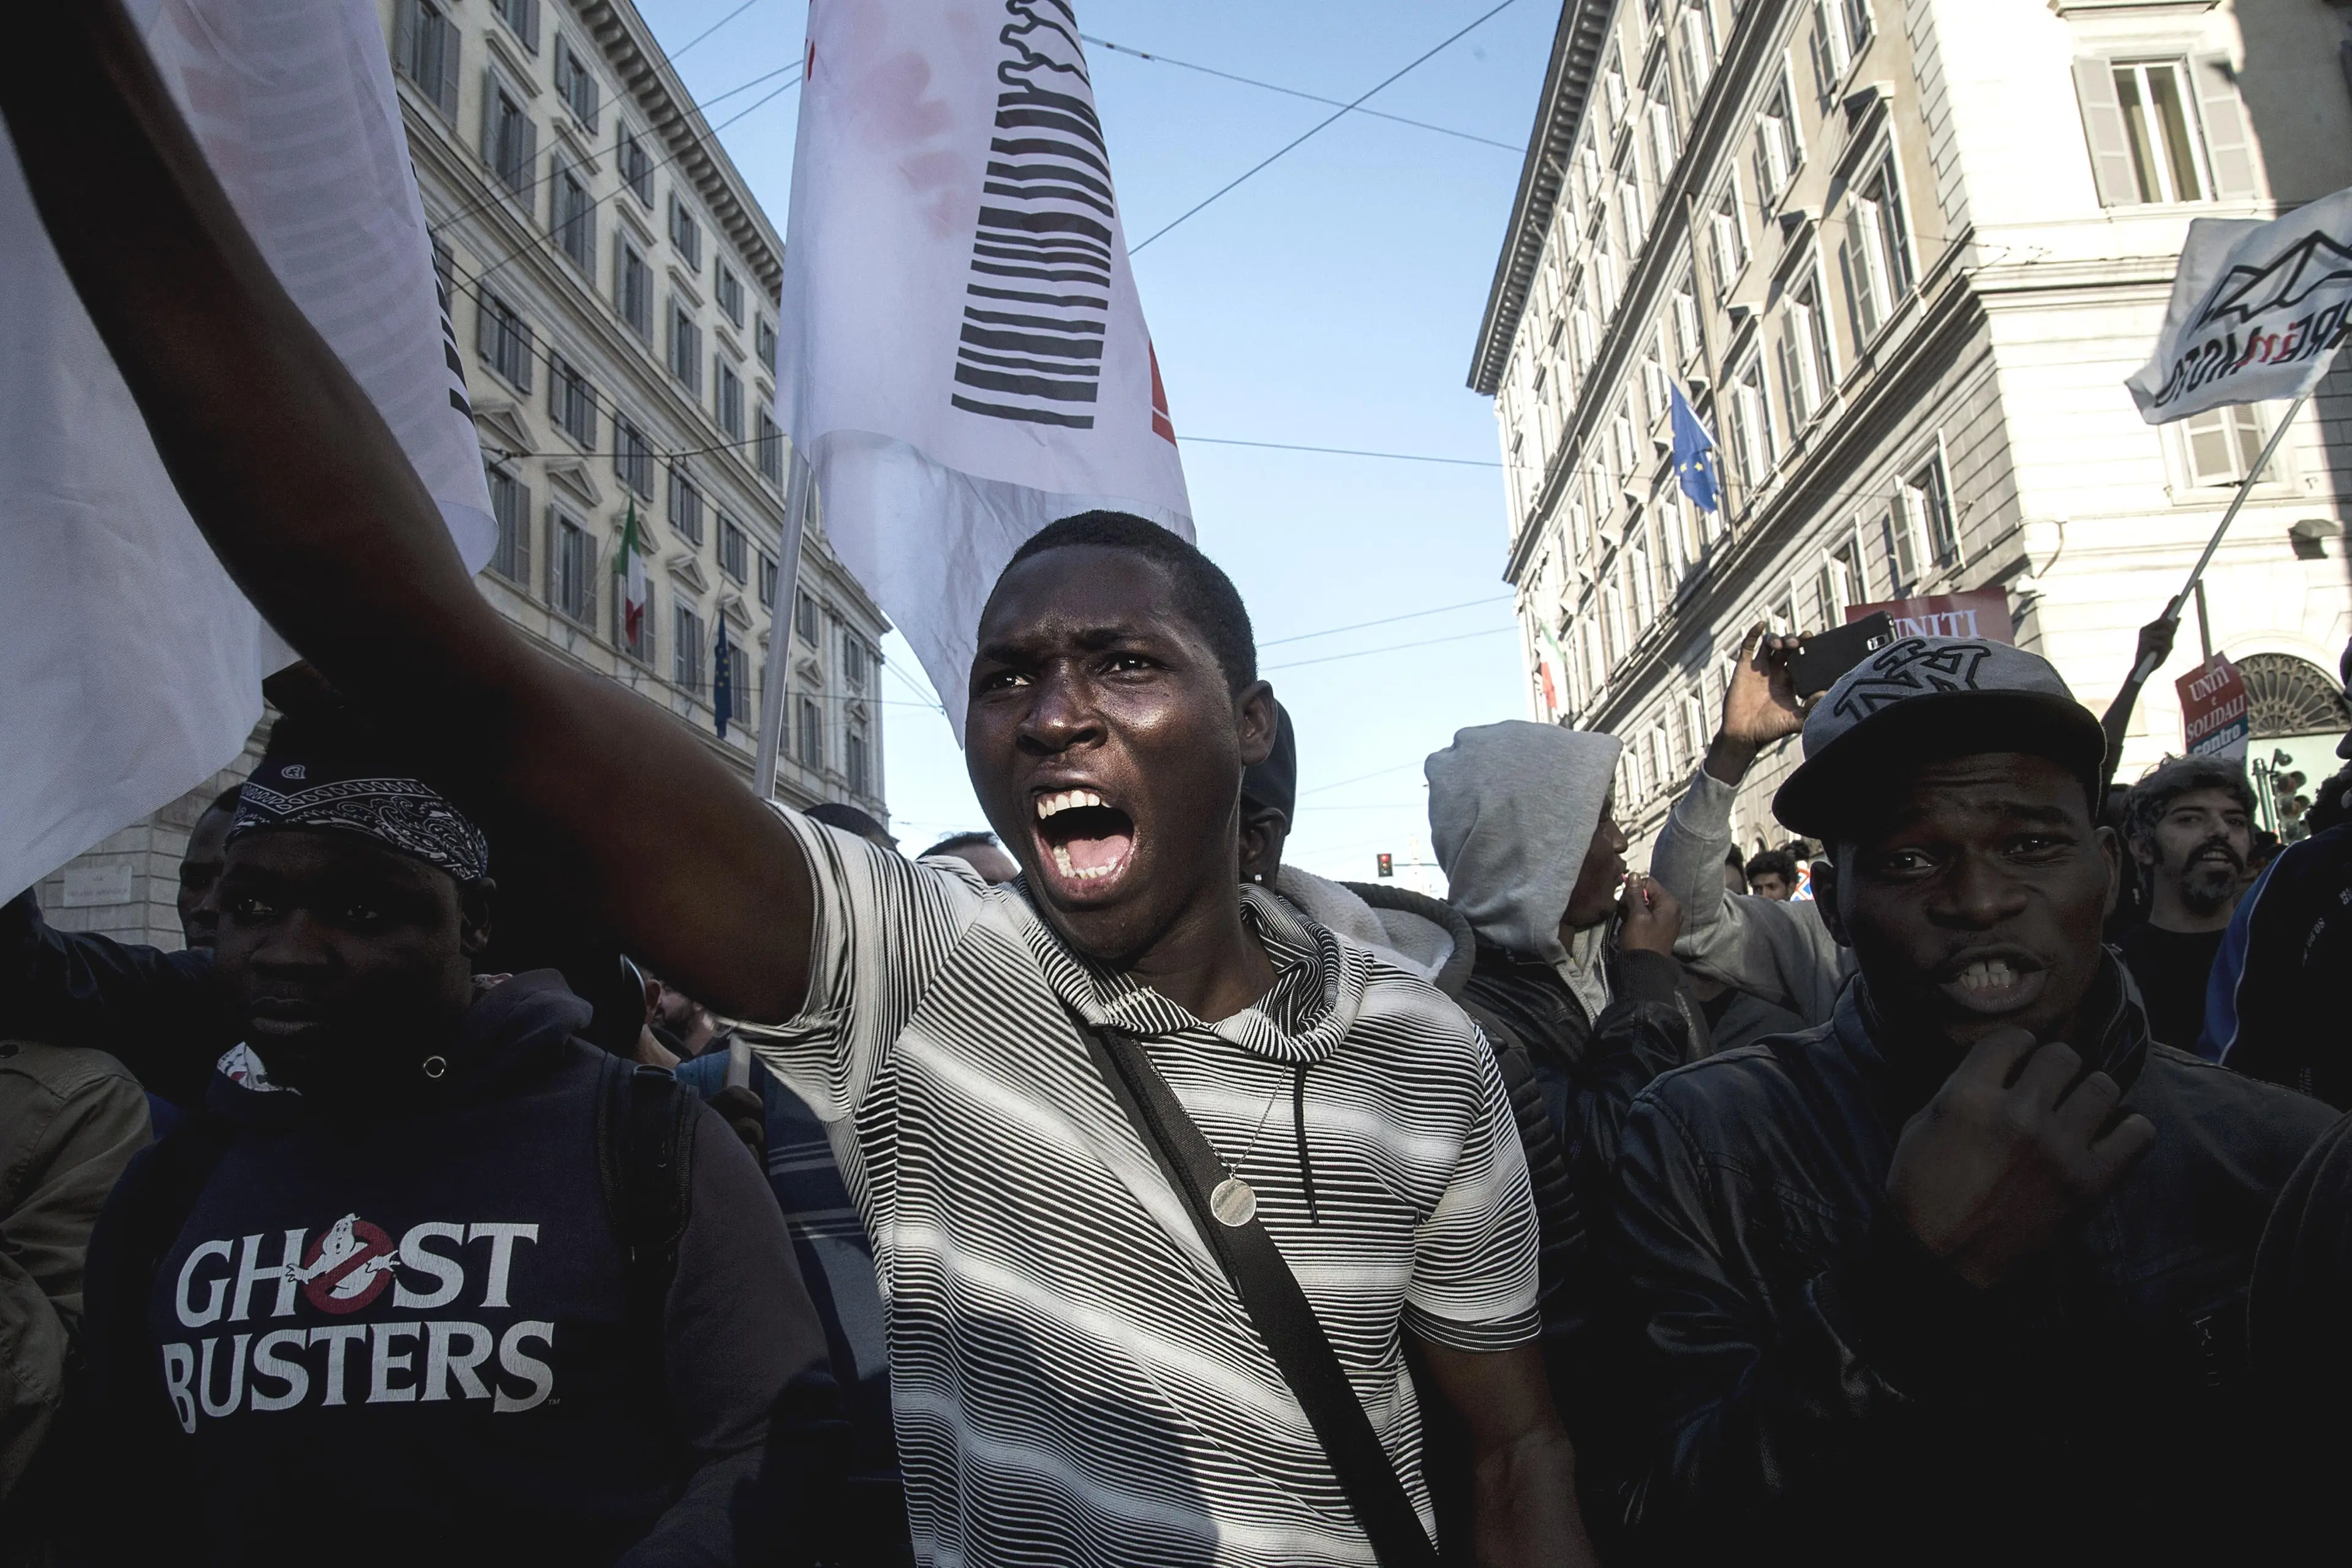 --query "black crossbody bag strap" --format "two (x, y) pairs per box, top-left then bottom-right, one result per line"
(1077, 1024), (1439, 1568)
